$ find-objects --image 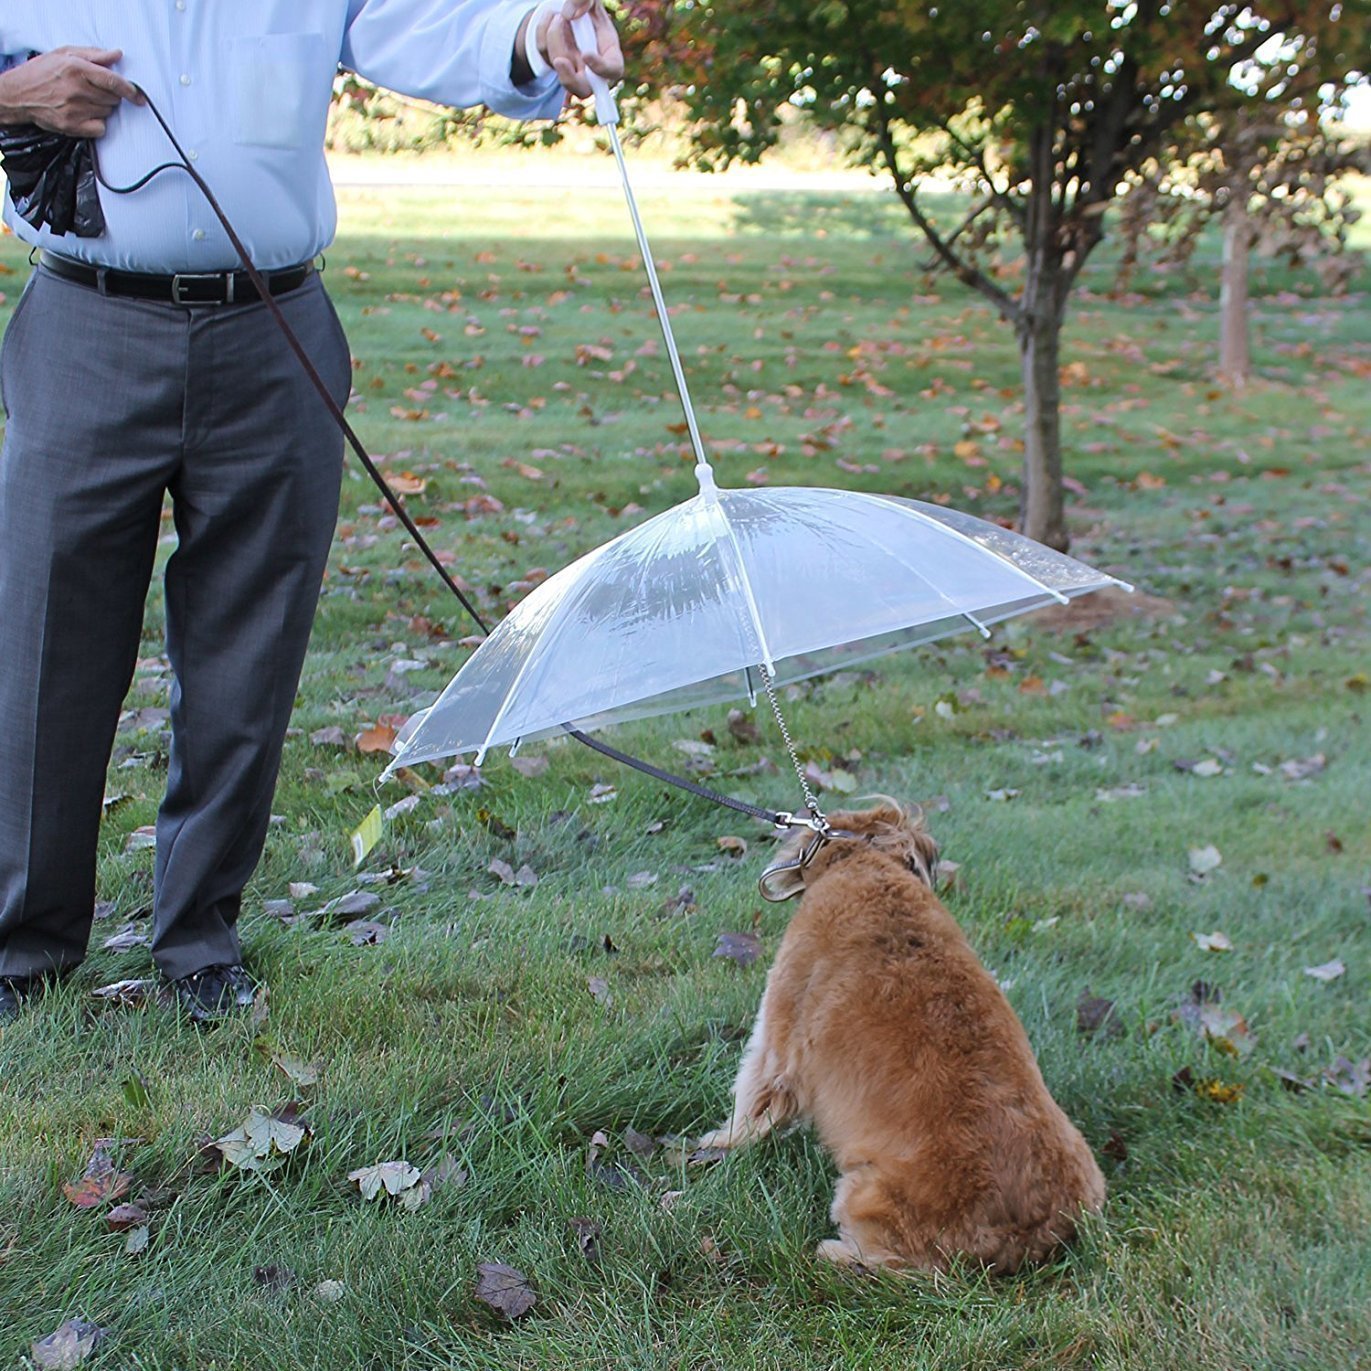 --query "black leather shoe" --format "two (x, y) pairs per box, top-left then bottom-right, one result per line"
(0, 976), (35, 1024)
(169, 963), (258, 1023)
